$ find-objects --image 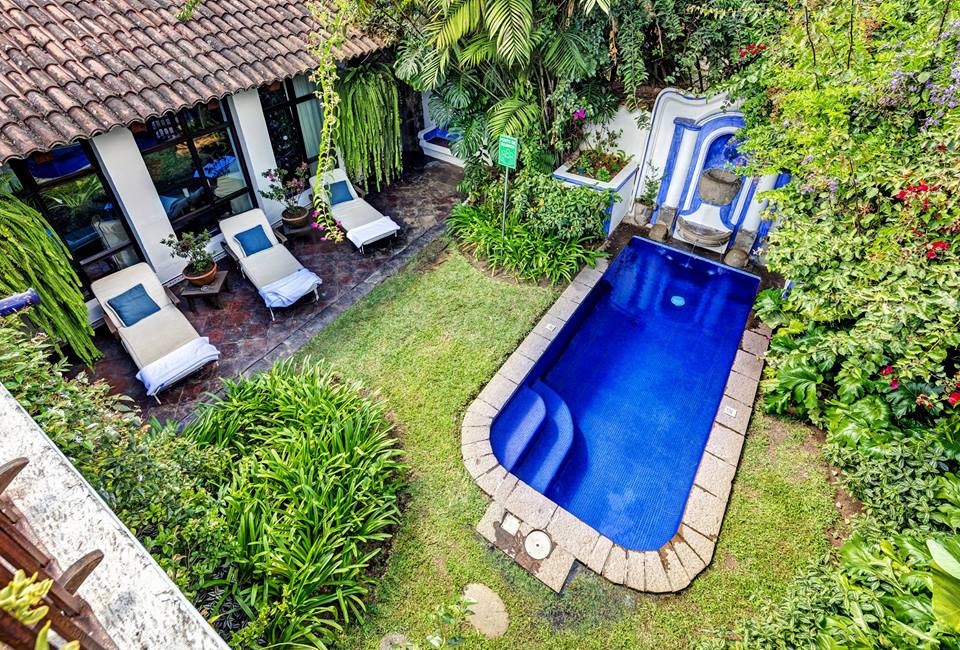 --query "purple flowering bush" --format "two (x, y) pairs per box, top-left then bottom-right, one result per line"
(258, 163), (311, 211)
